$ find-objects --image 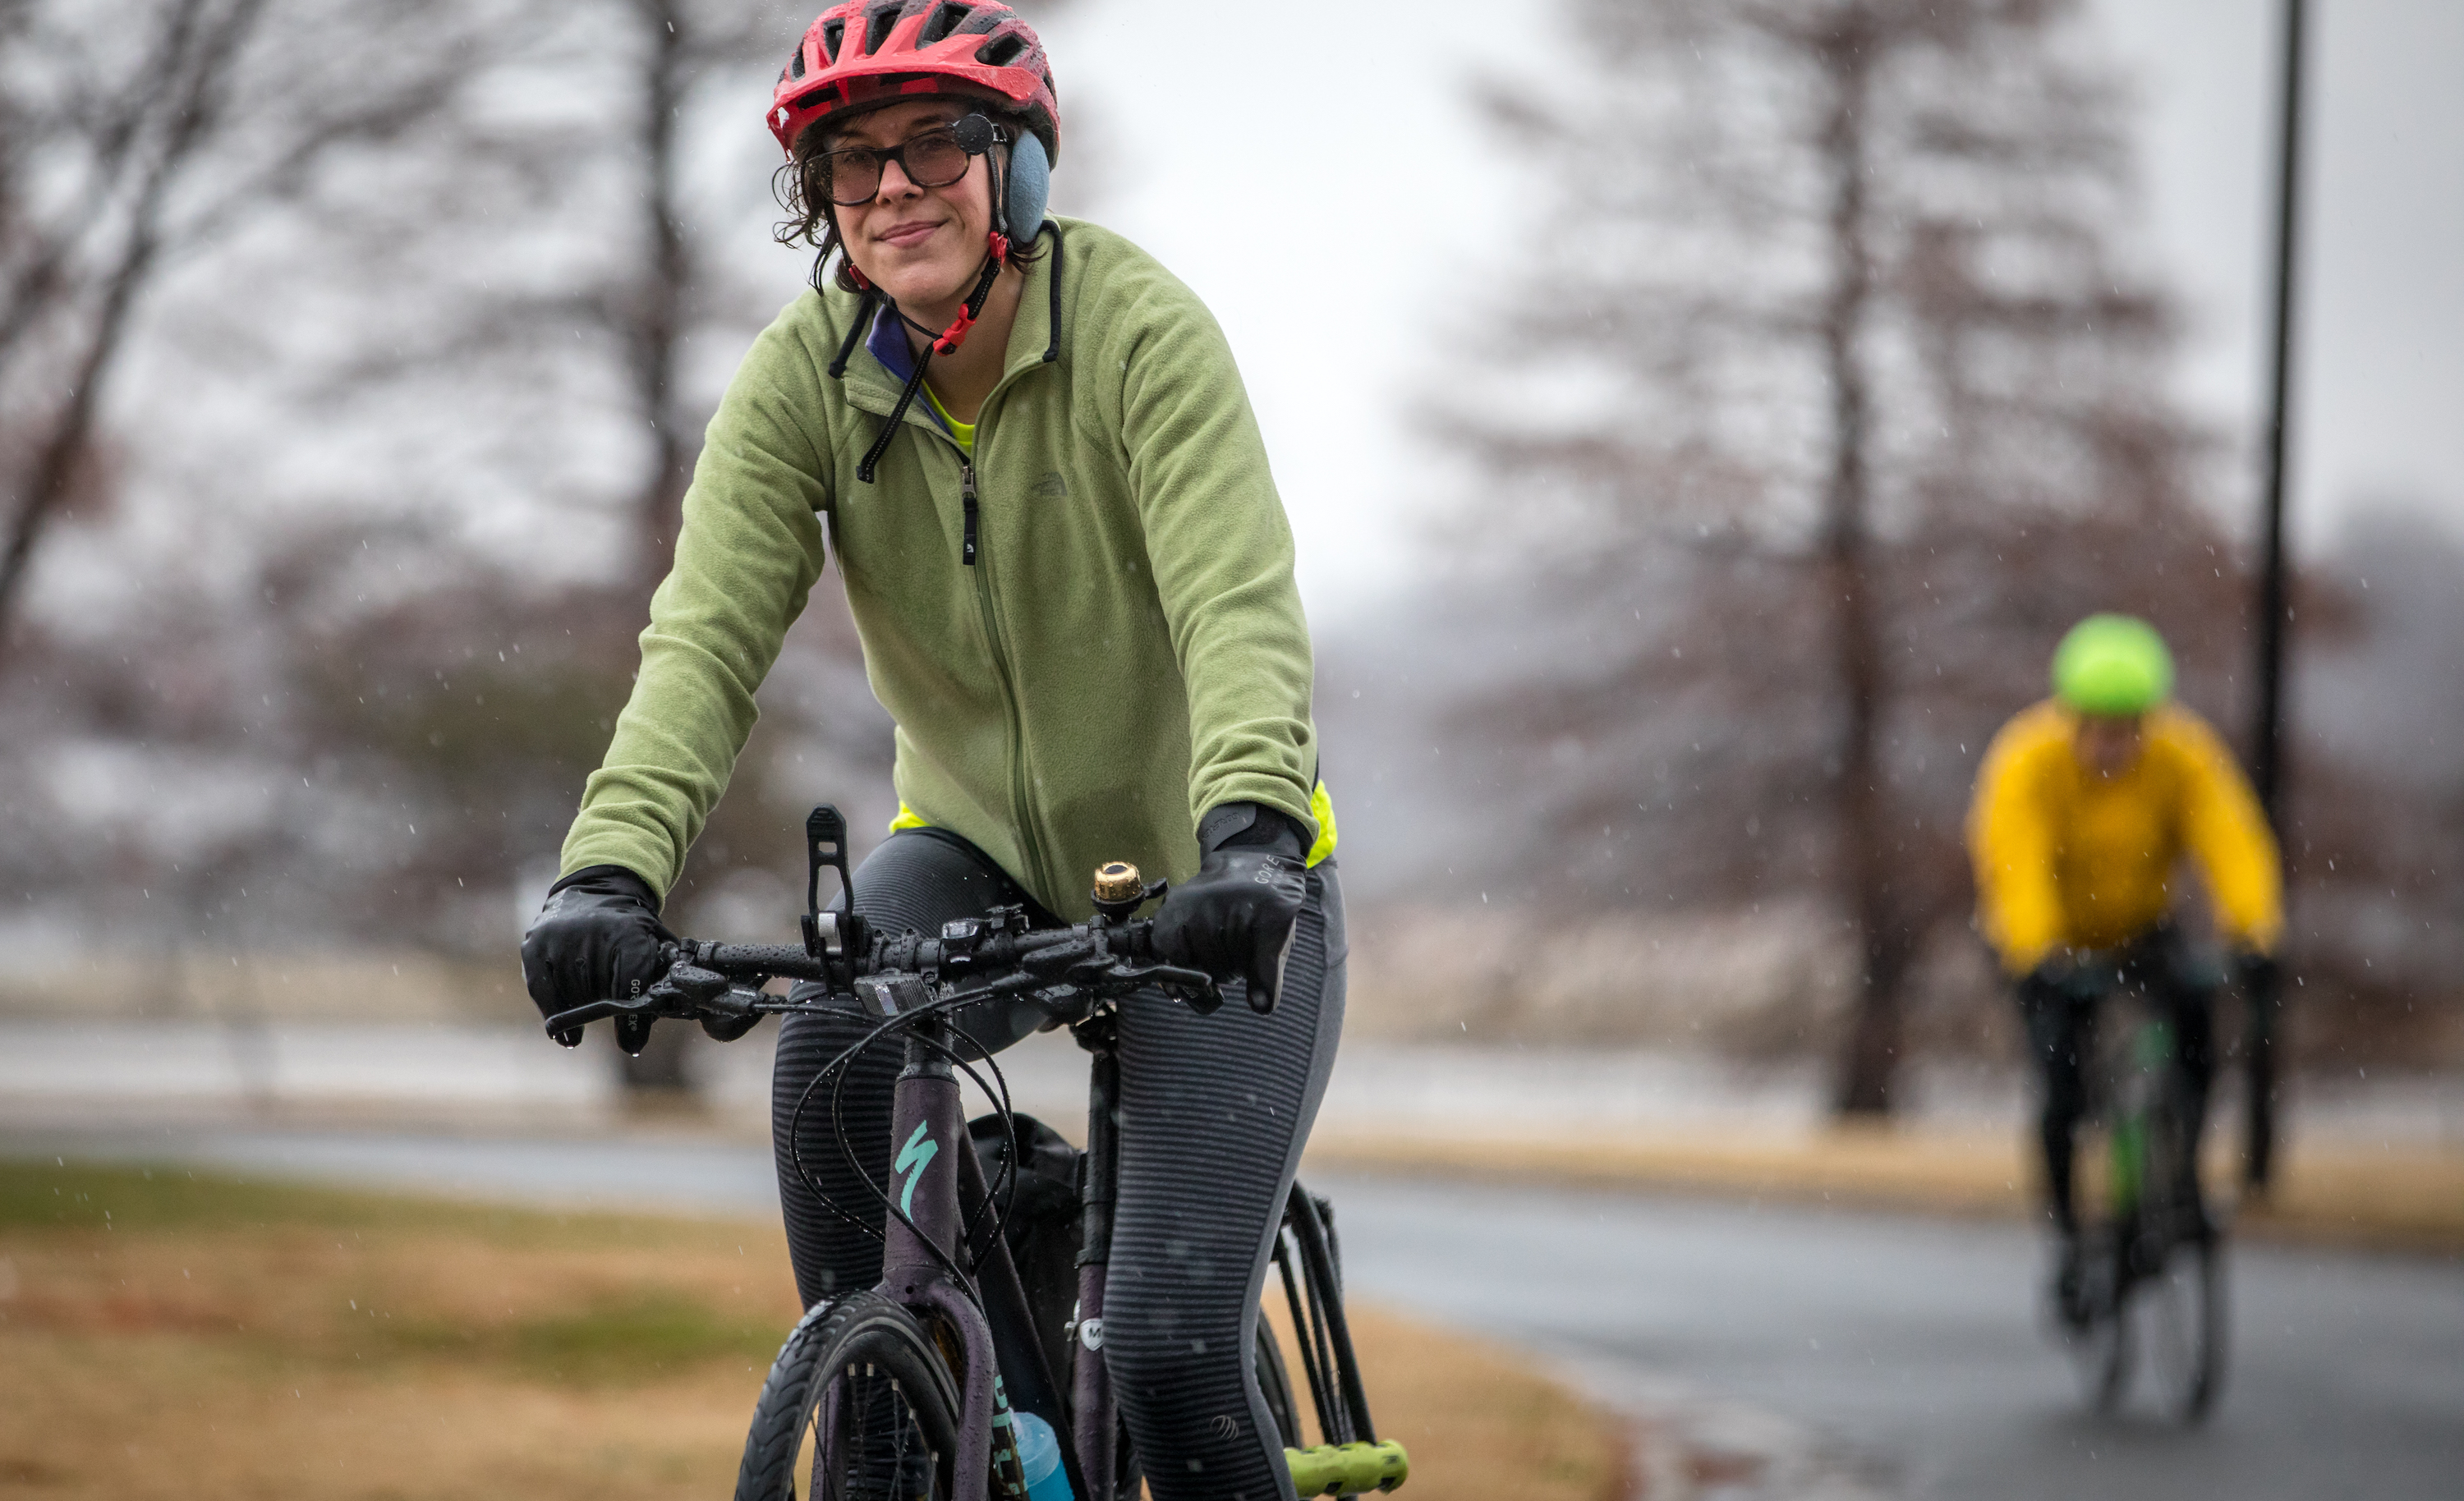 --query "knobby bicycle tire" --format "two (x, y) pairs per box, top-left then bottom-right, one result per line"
(738, 1291), (963, 1501)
